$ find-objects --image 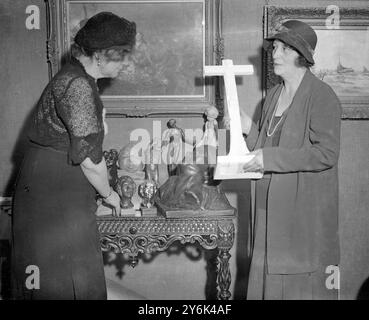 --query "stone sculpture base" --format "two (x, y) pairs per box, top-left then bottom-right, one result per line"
(140, 206), (158, 217)
(95, 203), (141, 217)
(155, 201), (234, 218)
